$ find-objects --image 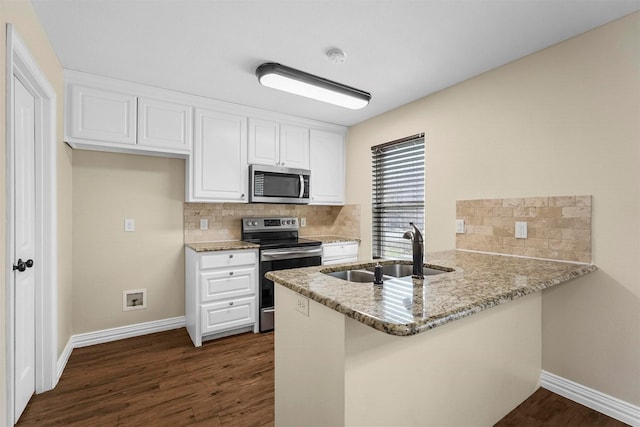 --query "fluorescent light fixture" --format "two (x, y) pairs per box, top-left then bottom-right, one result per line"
(256, 62), (371, 110)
